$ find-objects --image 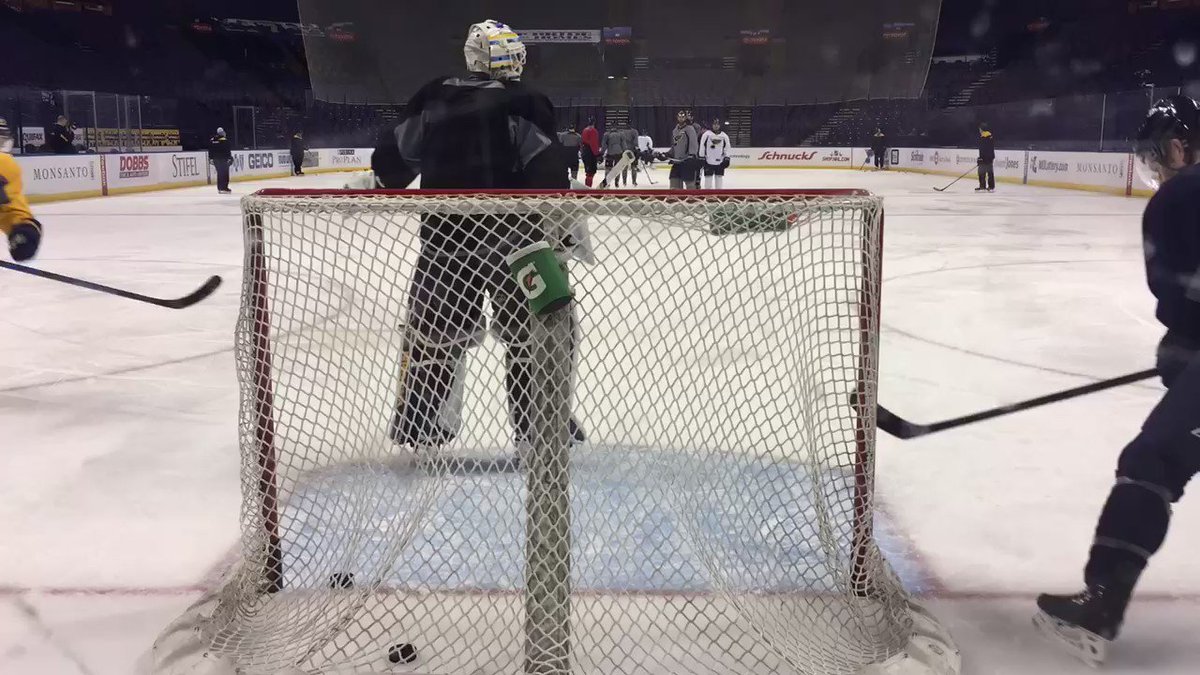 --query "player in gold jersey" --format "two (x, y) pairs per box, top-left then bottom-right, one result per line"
(0, 117), (42, 261)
